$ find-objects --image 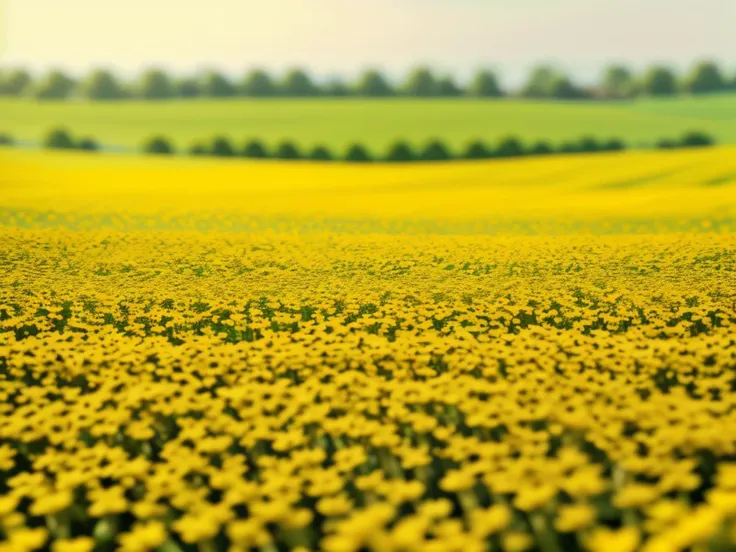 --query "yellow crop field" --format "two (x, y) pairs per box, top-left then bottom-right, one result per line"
(1, 148), (736, 552)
